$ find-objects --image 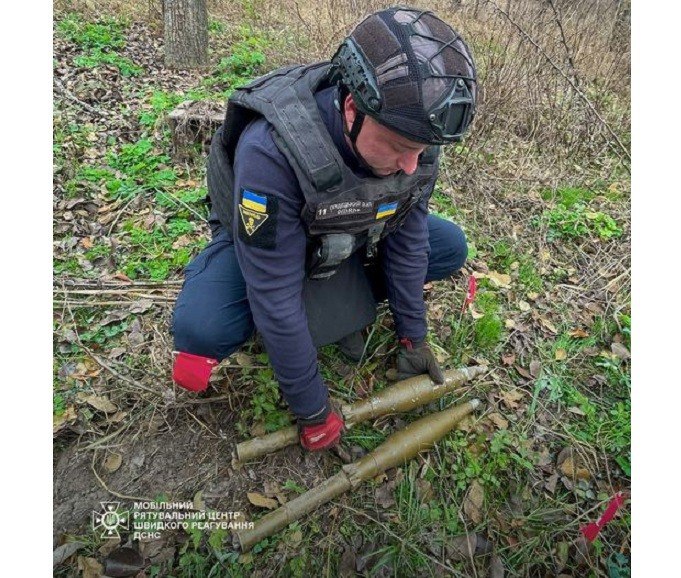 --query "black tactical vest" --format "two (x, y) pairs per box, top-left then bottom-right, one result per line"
(208, 62), (440, 279)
